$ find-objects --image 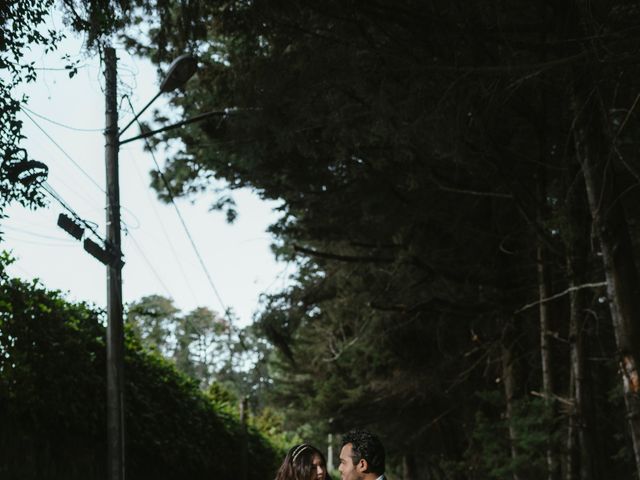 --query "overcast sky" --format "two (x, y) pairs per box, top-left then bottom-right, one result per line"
(2, 22), (289, 327)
